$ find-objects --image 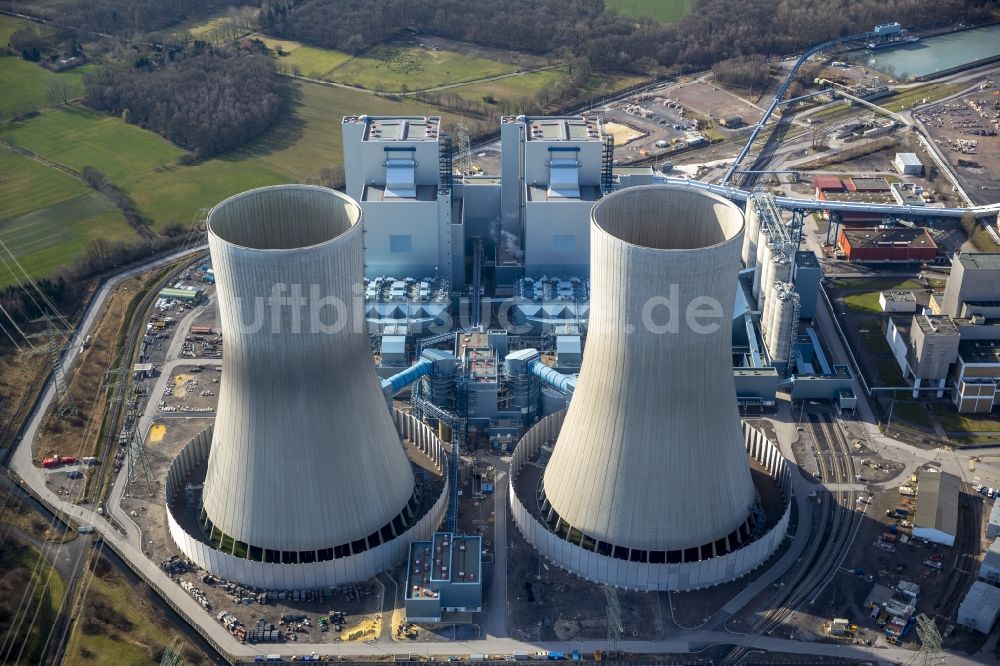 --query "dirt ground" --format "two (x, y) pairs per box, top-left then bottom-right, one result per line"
(788, 481), (991, 655)
(32, 268), (168, 465)
(916, 86), (1000, 206)
(669, 80), (764, 126)
(127, 413), (447, 646)
(159, 365), (220, 415)
(505, 518), (663, 642)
